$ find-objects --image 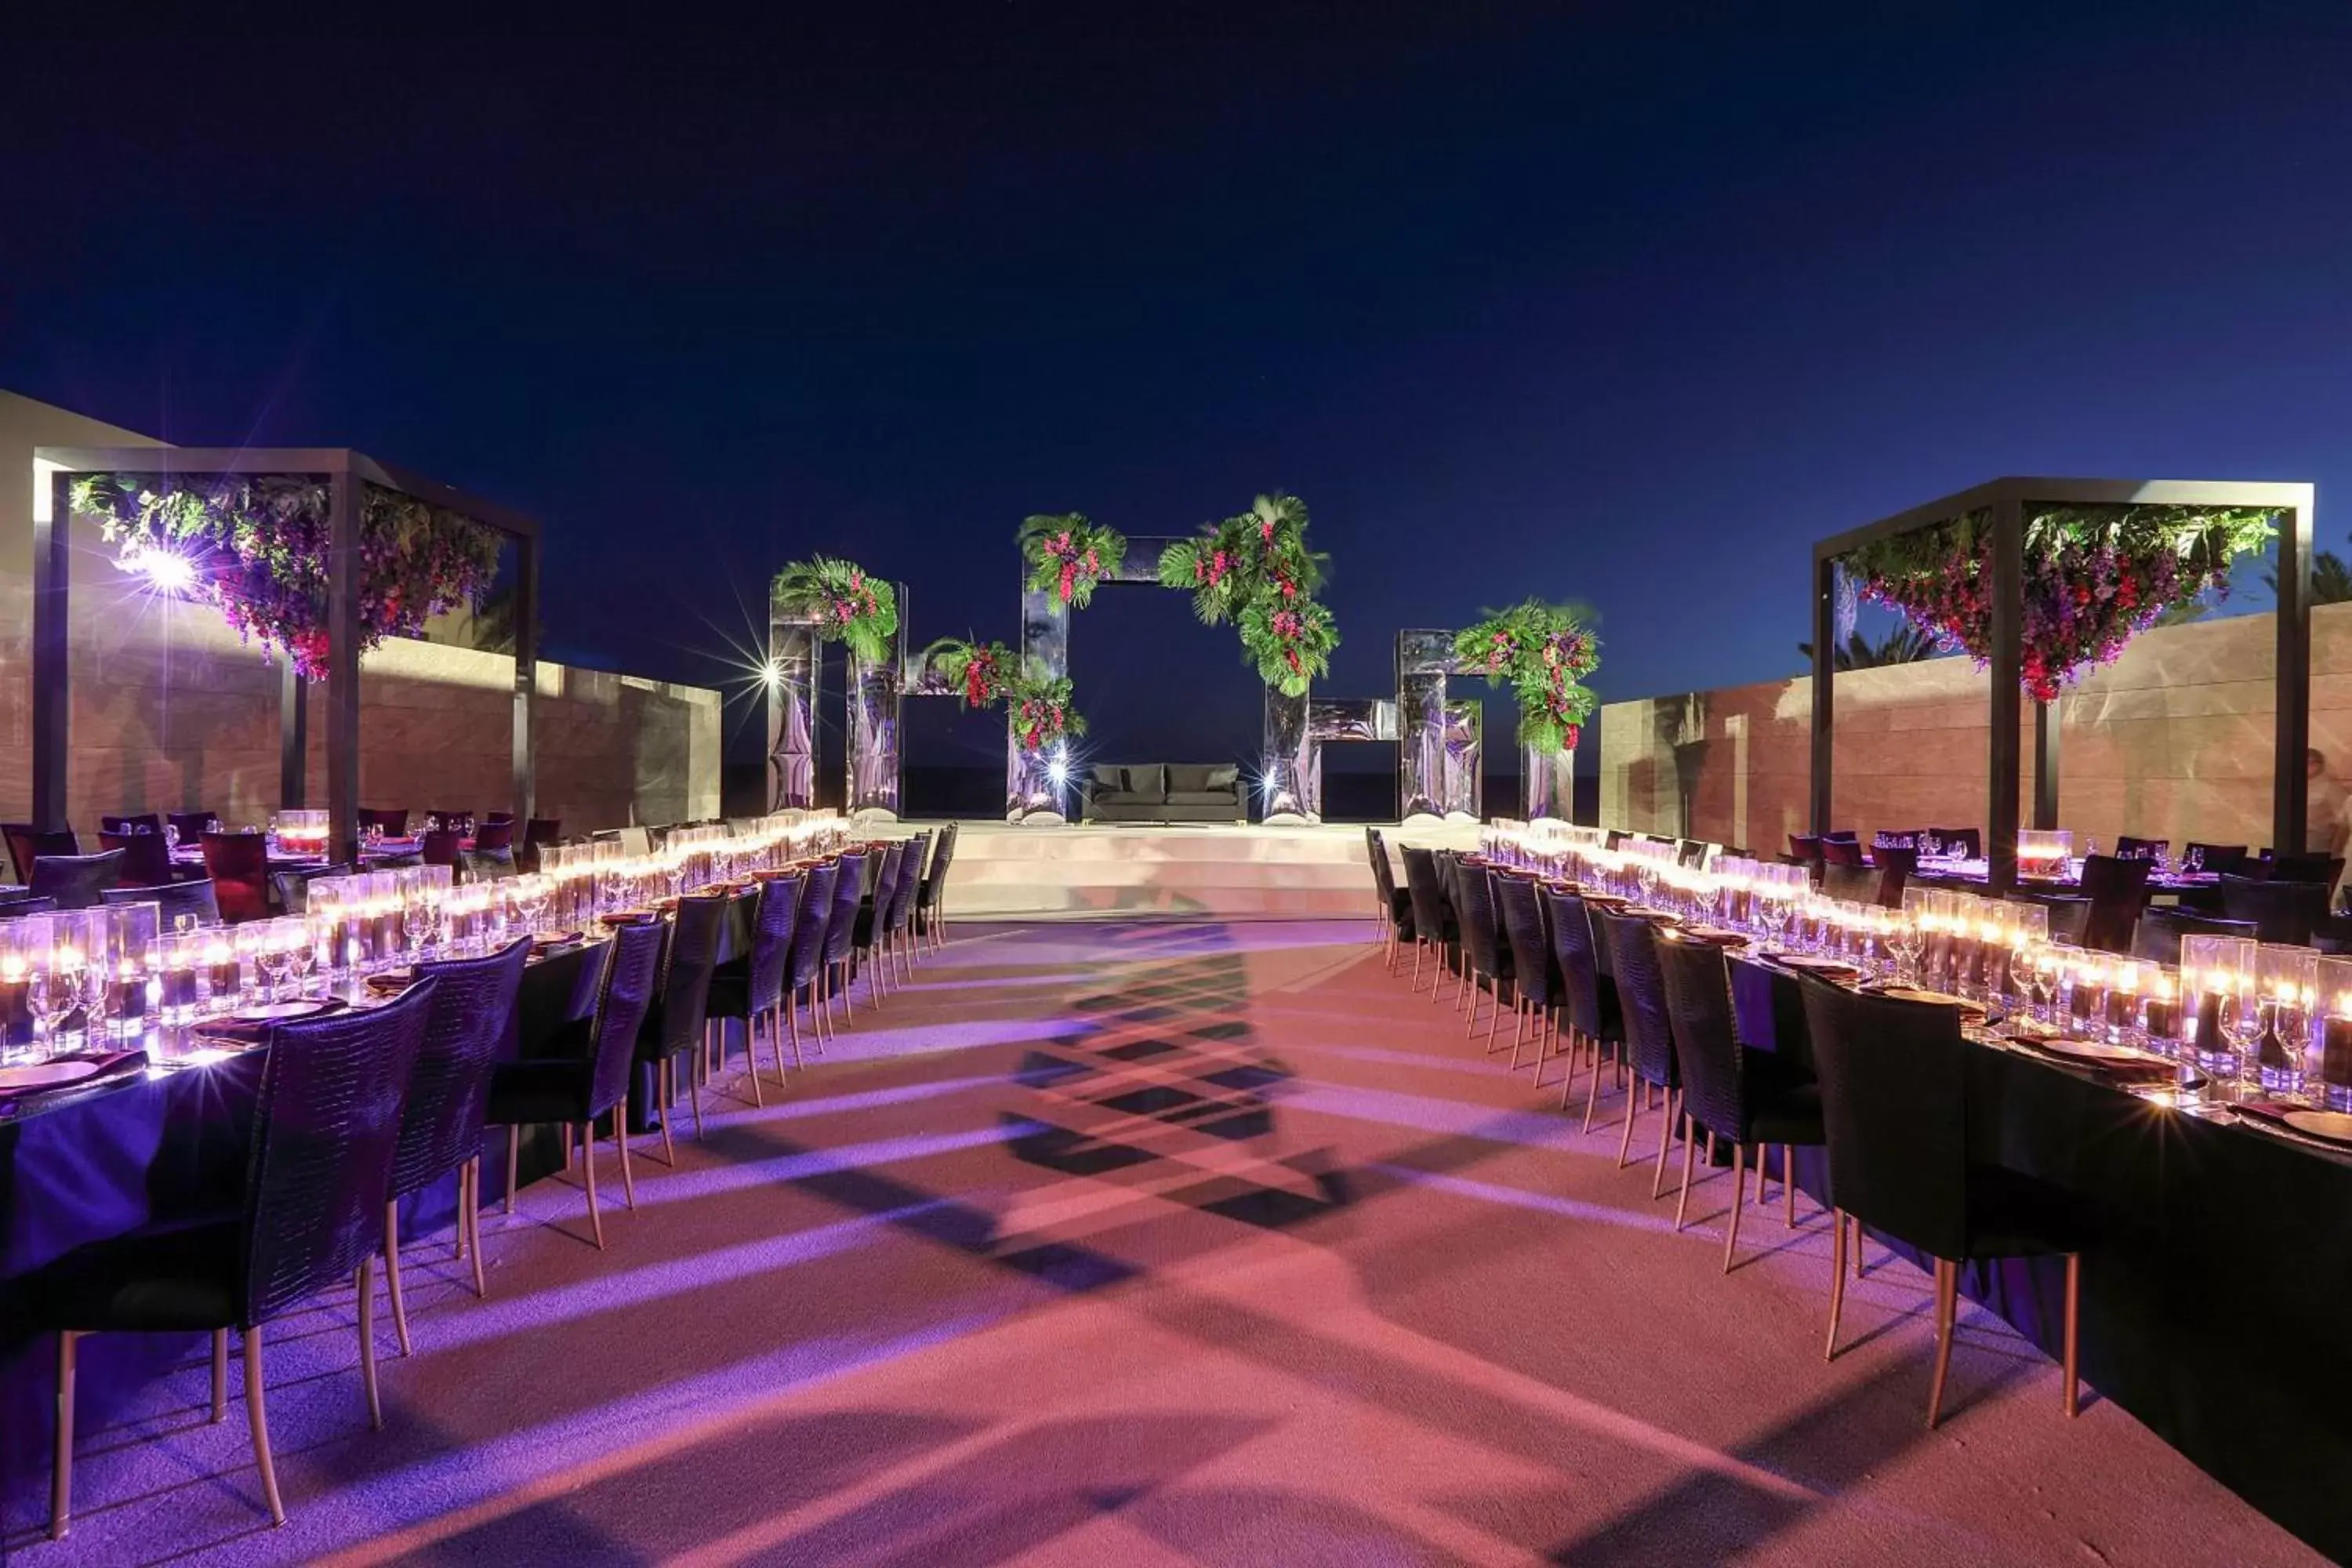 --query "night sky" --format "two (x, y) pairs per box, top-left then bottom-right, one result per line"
(5, 5), (2350, 771)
